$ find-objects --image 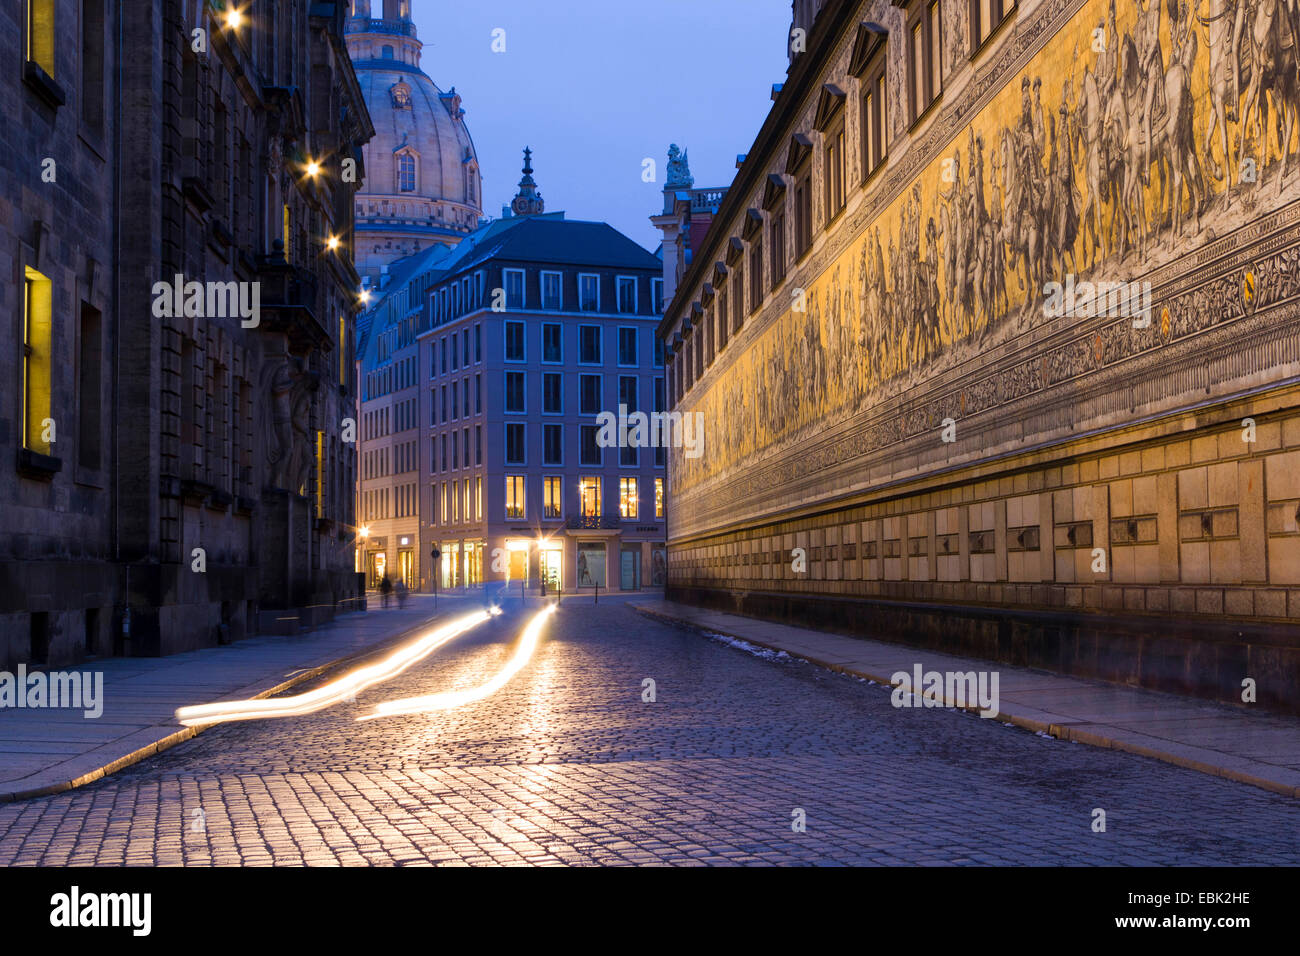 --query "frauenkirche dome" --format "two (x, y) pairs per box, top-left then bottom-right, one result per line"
(345, 0), (483, 281)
